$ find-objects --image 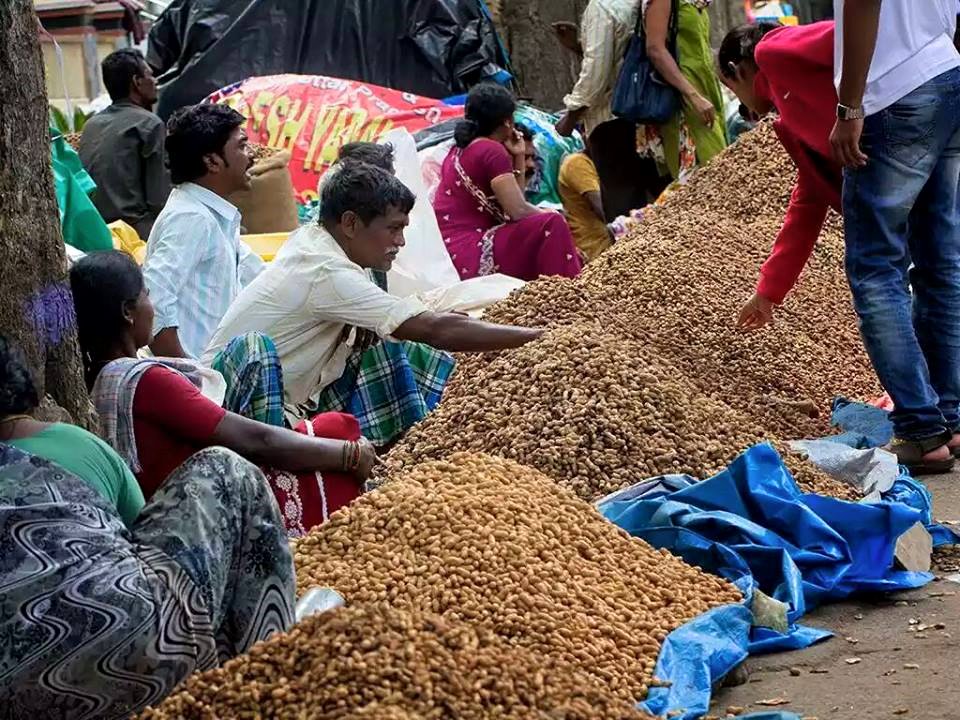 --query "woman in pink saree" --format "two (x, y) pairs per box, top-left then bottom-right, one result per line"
(435, 84), (582, 281)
